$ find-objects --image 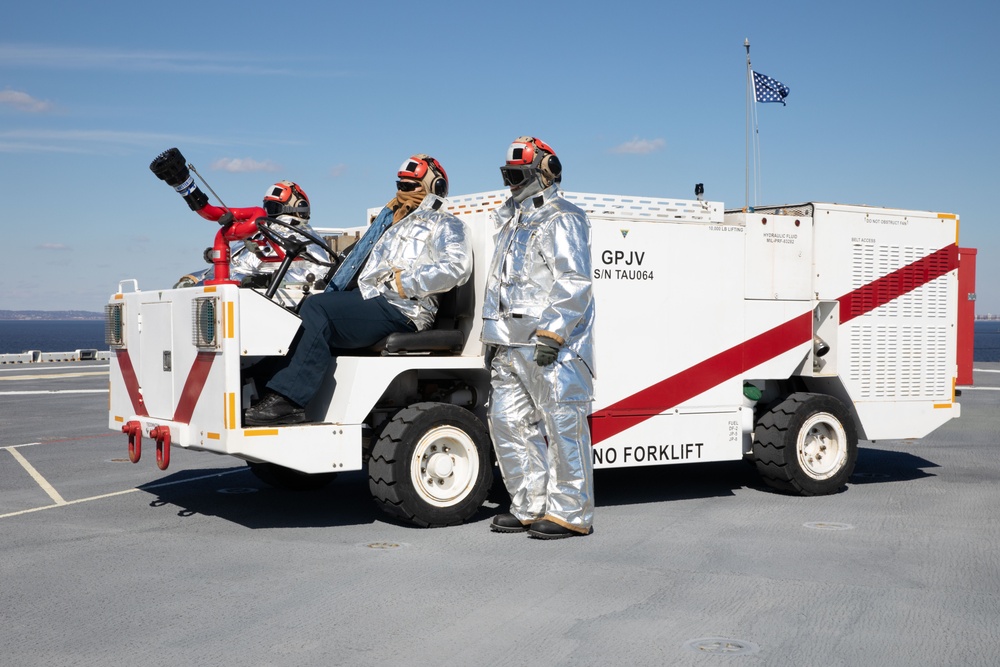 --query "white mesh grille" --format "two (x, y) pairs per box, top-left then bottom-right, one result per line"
(848, 243), (951, 399)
